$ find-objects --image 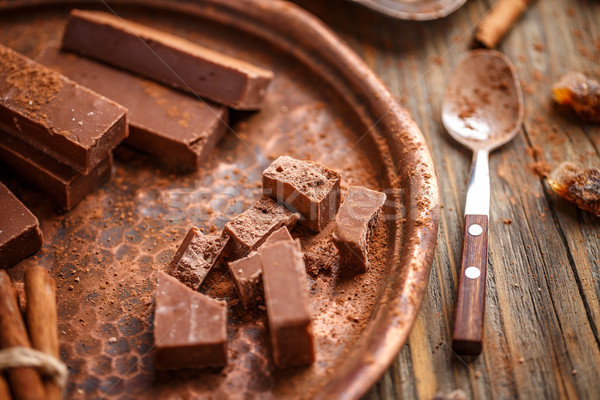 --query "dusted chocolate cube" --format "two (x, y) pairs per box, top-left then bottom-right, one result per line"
(169, 227), (228, 290)
(62, 9), (274, 110)
(332, 186), (386, 273)
(38, 44), (228, 171)
(0, 182), (43, 269)
(0, 44), (127, 174)
(262, 156), (341, 232)
(154, 271), (227, 369)
(224, 198), (299, 259)
(261, 240), (314, 368)
(228, 226), (293, 309)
